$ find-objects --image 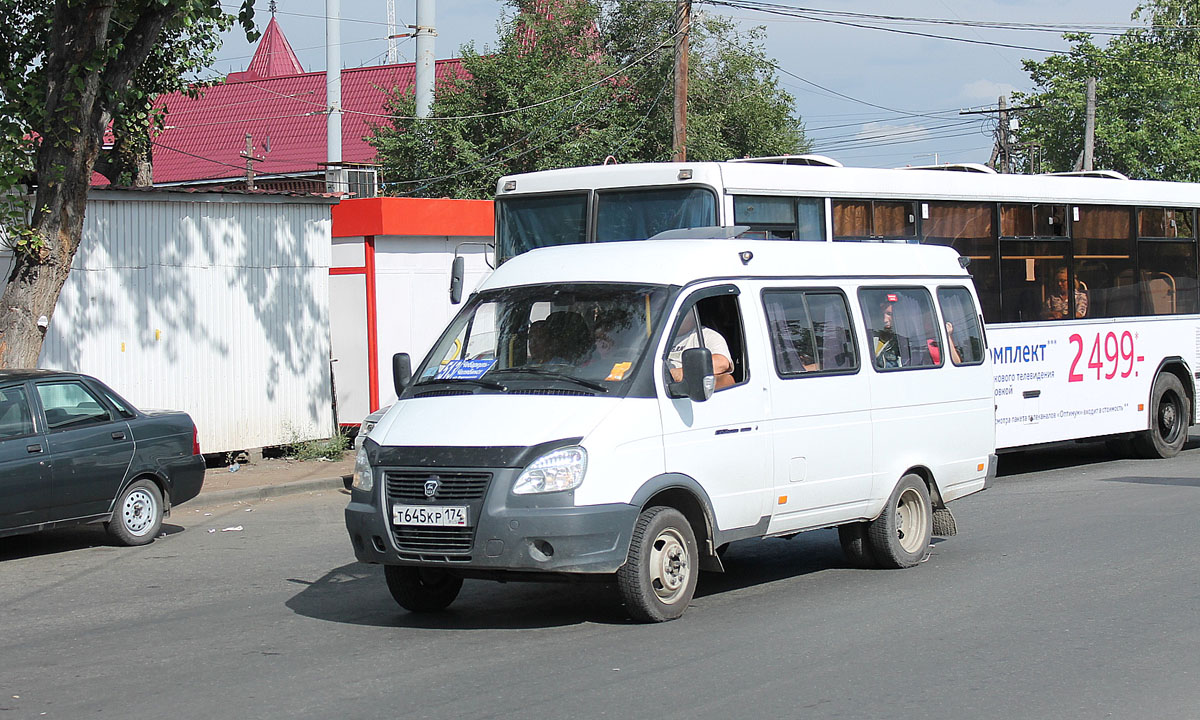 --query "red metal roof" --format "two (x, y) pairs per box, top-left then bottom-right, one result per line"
(227, 16), (305, 82)
(149, 58), (466, 185)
